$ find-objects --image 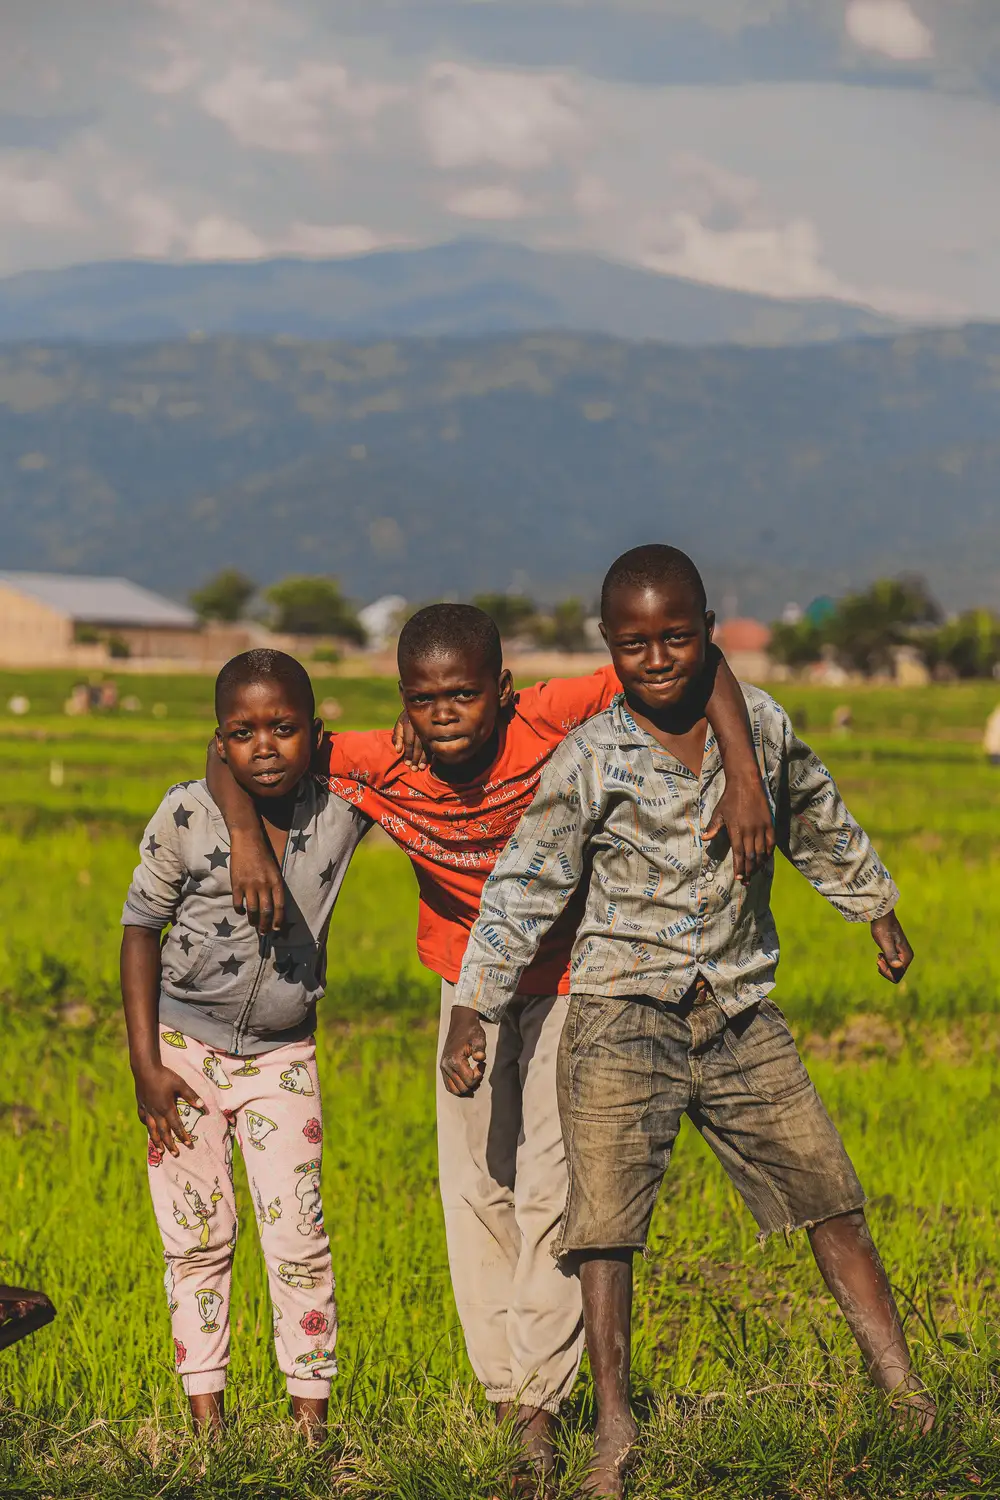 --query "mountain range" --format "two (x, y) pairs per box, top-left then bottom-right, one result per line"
(0, 240), (907, 348)
(0, 326), (996, 616)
